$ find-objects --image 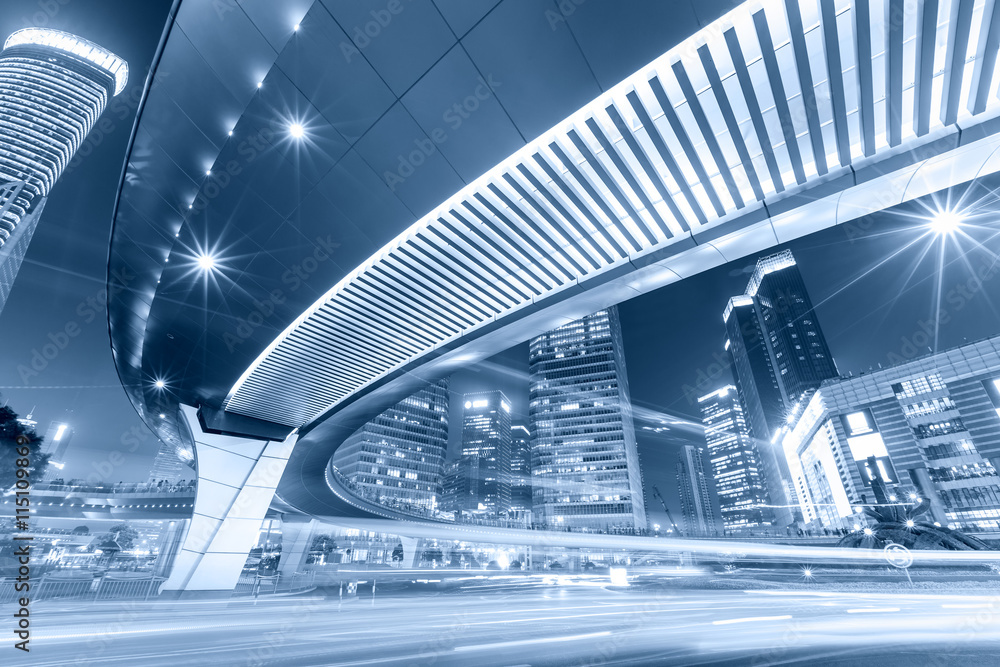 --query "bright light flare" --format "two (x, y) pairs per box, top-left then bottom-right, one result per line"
(928, 210), (964, 235)
(289, 123), (305, 138)
(154, 380), (165, 389)
(197, 254), (216, 271)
